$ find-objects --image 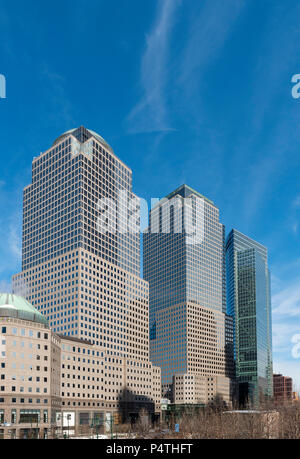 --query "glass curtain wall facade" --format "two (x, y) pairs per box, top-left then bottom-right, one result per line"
(226, 229), (273, 406)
